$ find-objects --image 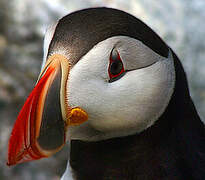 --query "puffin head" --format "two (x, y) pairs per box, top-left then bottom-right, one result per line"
(7, 7), (175, 165)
